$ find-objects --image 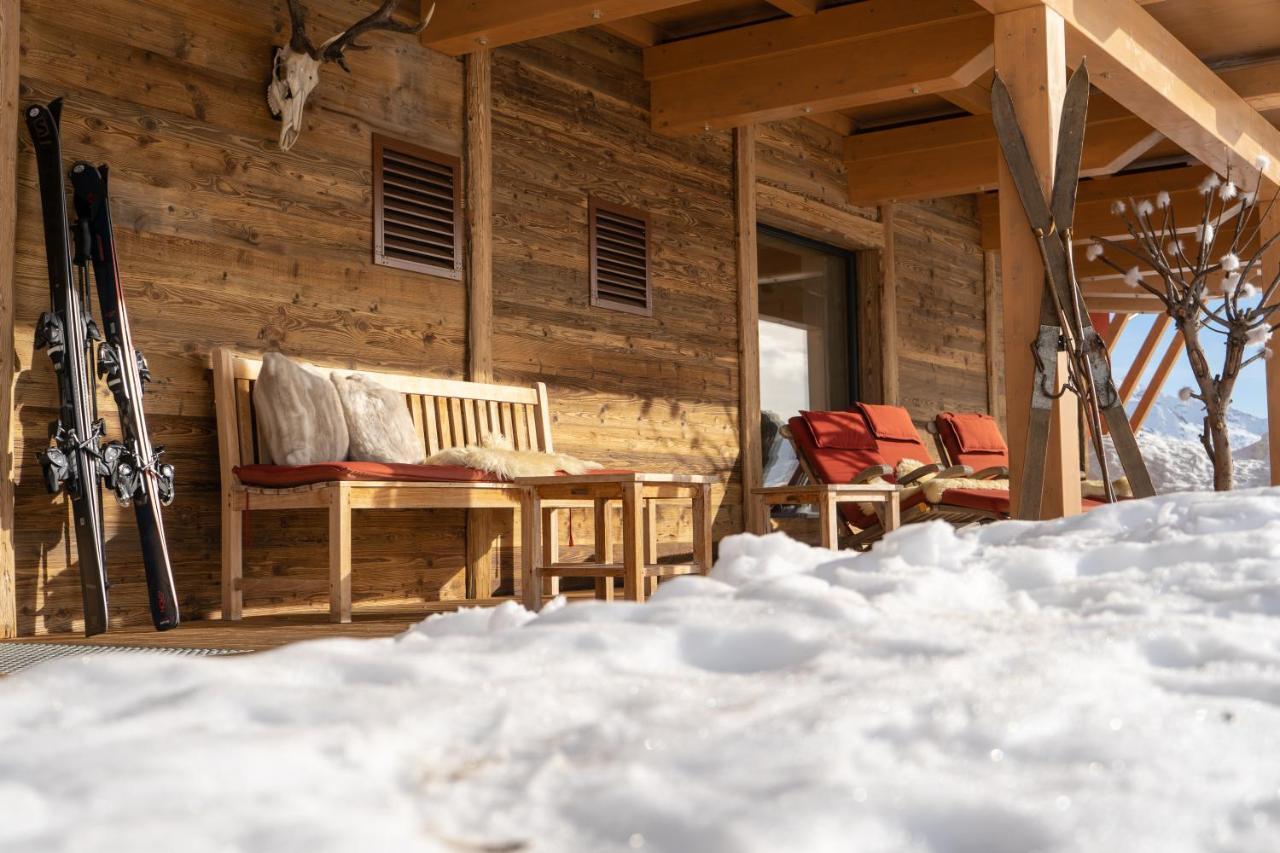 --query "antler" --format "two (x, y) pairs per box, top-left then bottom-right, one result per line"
(320, 0), (435, 71)
(286, 0), (320, 58)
